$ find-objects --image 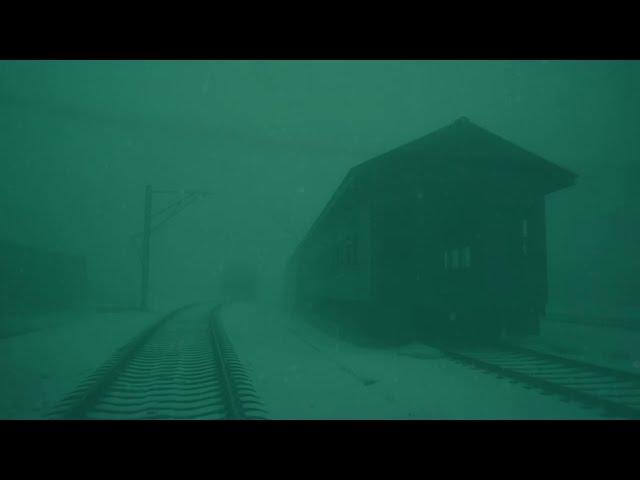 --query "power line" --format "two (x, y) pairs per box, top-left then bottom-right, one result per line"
(131, 191), (206, 240)
(149, 193), (202, 235)
(151, 193), (198, 219)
